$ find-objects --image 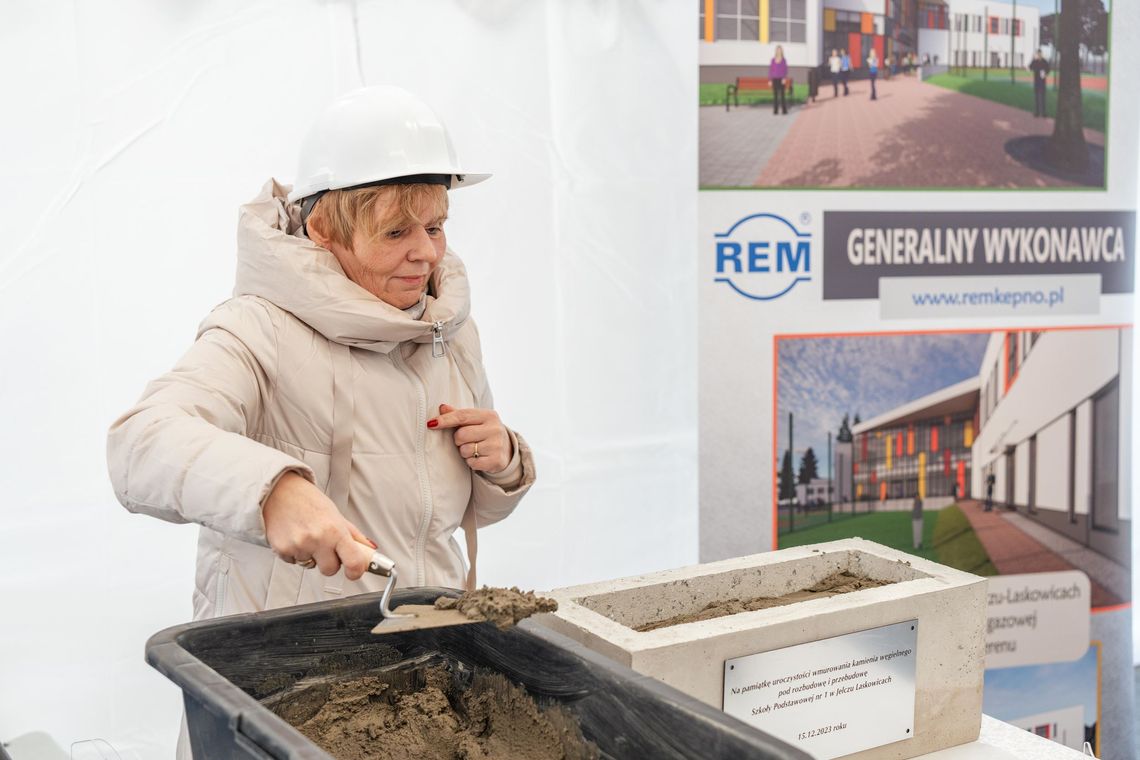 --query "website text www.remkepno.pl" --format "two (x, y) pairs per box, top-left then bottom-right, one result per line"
(910, 284), (1067, 311)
